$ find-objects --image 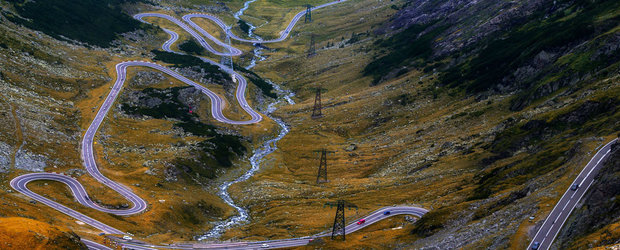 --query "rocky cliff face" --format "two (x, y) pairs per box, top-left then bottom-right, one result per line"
(369, 0), (620, 110)
(379, 0), (549, 57)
